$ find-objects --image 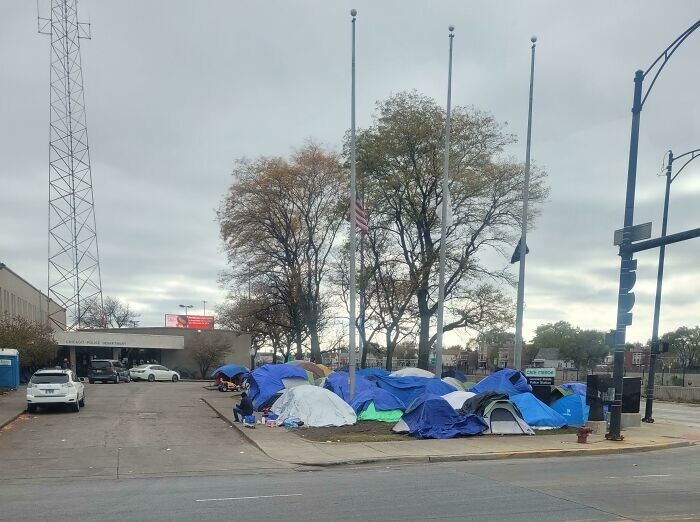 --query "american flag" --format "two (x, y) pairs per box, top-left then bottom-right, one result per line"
(346, 198), (369, 233)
